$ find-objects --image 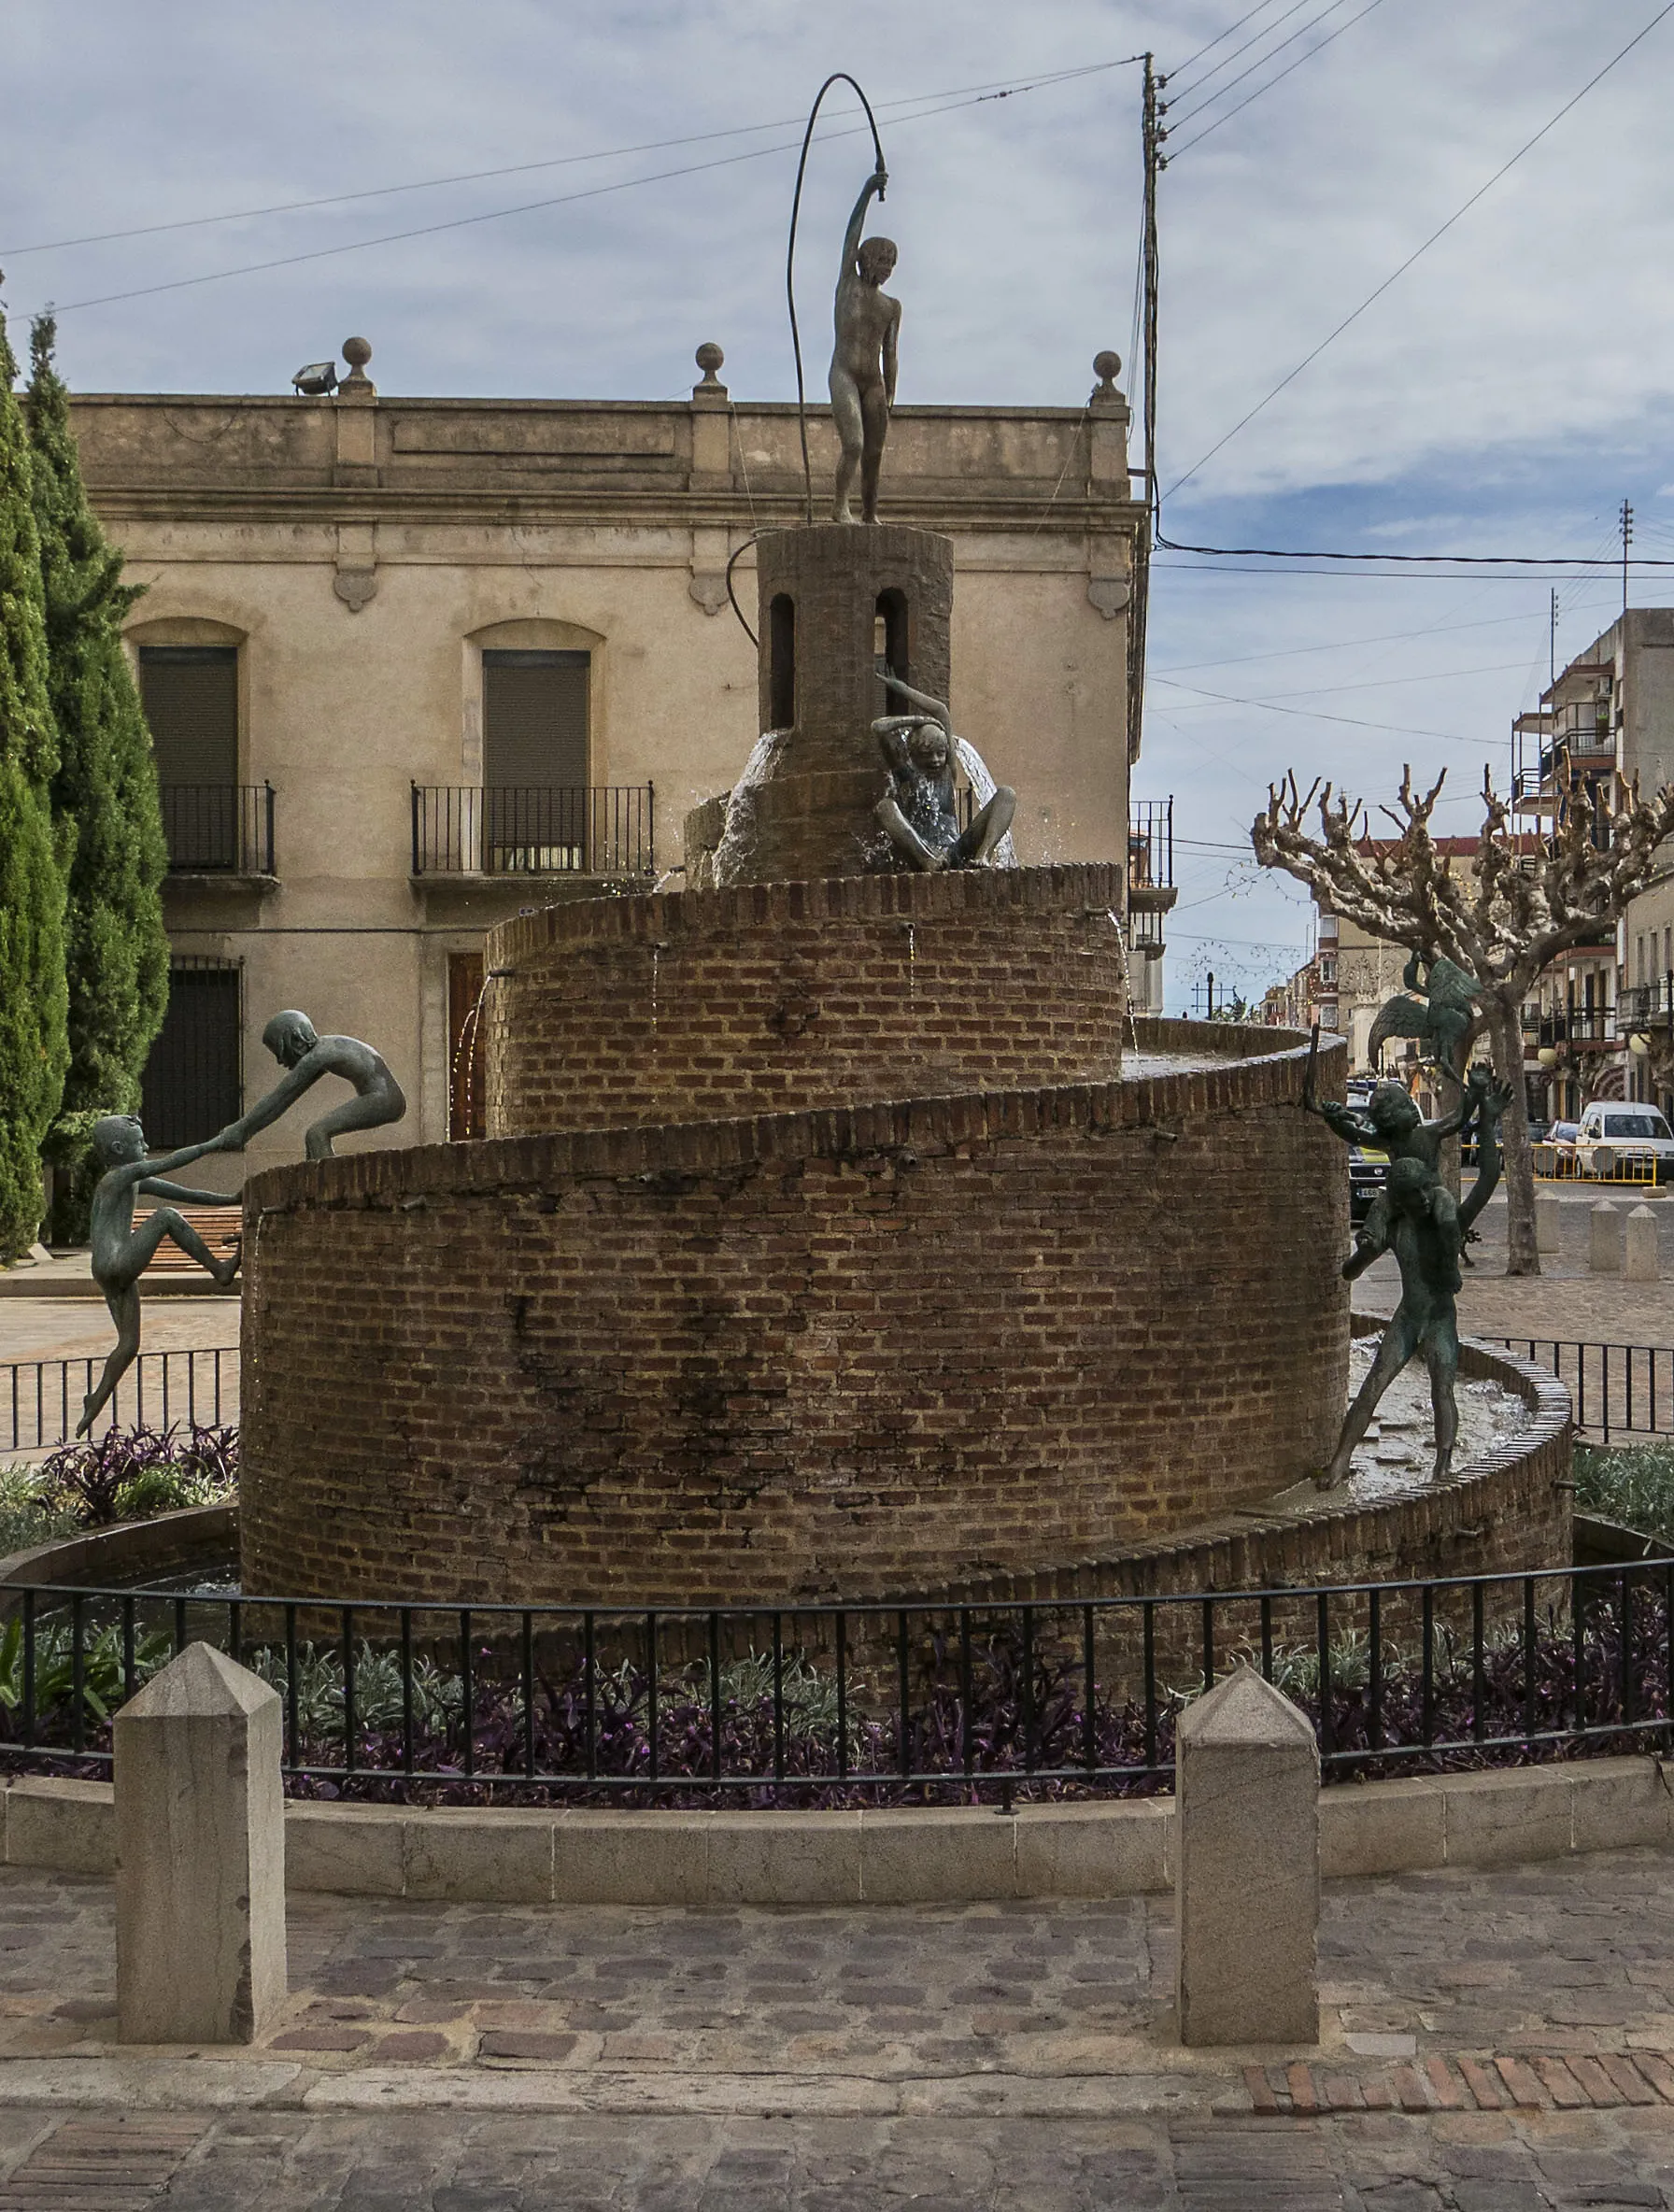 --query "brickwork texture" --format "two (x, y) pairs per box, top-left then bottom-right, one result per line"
(484, 864), (1128, 1138)
(240, 1032), (1355, 1606)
